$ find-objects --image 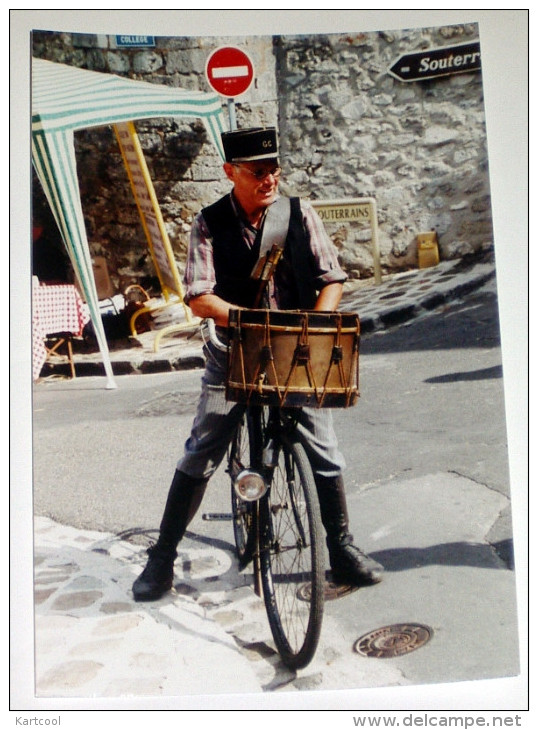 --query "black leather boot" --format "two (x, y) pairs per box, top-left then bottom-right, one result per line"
(315, 474), (383, 587)
(132, 470), (208, 601)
